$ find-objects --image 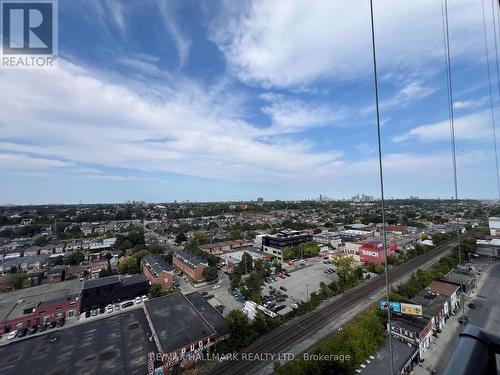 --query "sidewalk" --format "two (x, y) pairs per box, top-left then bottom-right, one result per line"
(414, 261), (494, 375)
